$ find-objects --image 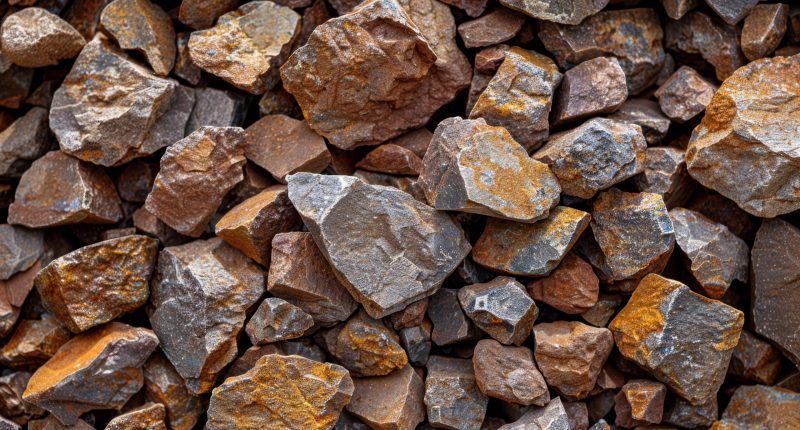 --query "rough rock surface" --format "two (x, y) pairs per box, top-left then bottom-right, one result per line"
(244, 115), (330, 183)
(0, 225), (43, 280)
(399, 322), (431, 367)
(615, 380), (666, 427)
(100, 0), (175, 76)
(117, 160), (158, 203)
(714, 384), (800, 429)
(741, 4), (789, 61)
(663, 395), (717, 429)
(472, 339), (549, 406)
(105, 403), (166, 430)
(346, 365), (425, 430)
(427, 288), (479, 346)
(705, 0), (758, 25)
(0, 8), (85, 68)
(552, 57), (627, 126)
(424, 356), (488, 430)
(498, 0), (607, 25)
(457, 8), (526, 49)
(728, 330), (782, 385)
(0, 107), (51, 179)
(143, 352), (202, 430)
(186, 87), (246, 133)
(356, 144), (422, 176)
(633, 147), (694, 209)
(664, 12), (745, 81)
(0, 262), (40, 338)
(499, 397), (571, 430)
(178, 0), (238, 29)
(654, 66), (716, 123)
(528, 253), (599, 315)
(458, 277), (537, 346)
(0, 314), (70, 371)
(607, 99), (670, 145)
(245, 297), (314, 345)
